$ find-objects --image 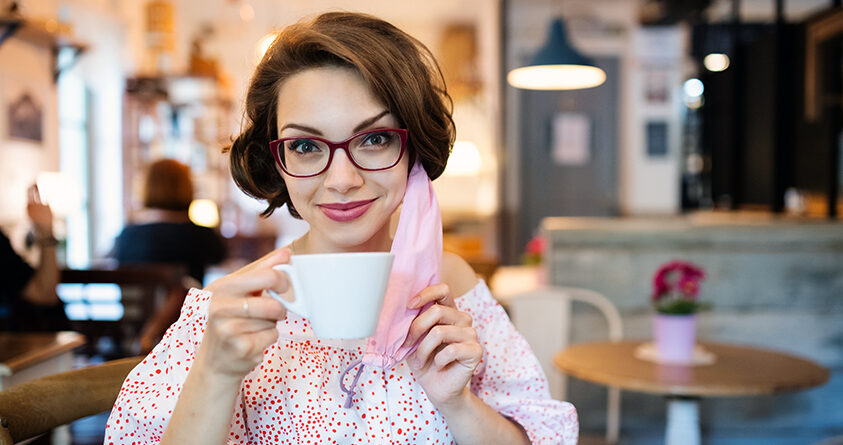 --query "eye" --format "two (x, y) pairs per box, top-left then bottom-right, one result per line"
(287, 139), (322, 154)
(361, 132), (393, 147)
